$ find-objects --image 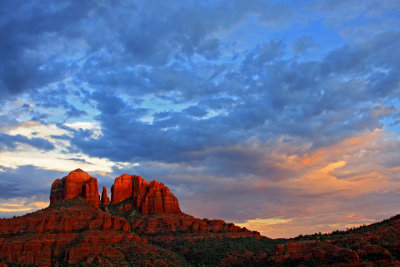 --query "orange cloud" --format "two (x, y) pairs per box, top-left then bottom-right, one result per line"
(245, 129), (400, 238)
(0, 197), (49, 214)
